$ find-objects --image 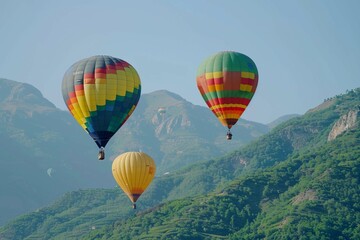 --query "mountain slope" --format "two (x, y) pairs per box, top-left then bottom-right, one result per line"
(0, 79), (268, 226)
(1, 88), (358, 239)
(267, 114), (300, 129)
(97, 121), (359, 239)
(108, 89), (269, 173)
(0, 78), (113, 225)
